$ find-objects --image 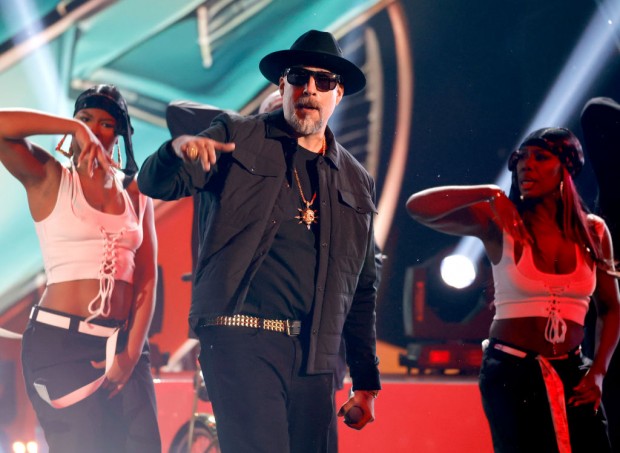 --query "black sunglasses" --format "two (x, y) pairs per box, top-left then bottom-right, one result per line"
(284, 67), (341, 92)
